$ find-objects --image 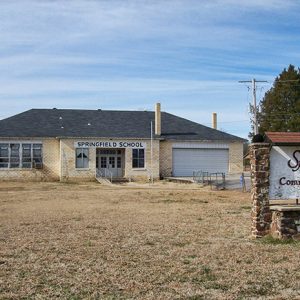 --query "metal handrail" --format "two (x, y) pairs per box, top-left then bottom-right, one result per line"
(193, 170), (225, 188)
(104, 168), (113, 183)
(193, 170), (209, 184)
(95, 168), (112, 183)
(96, 169), (103, 178)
